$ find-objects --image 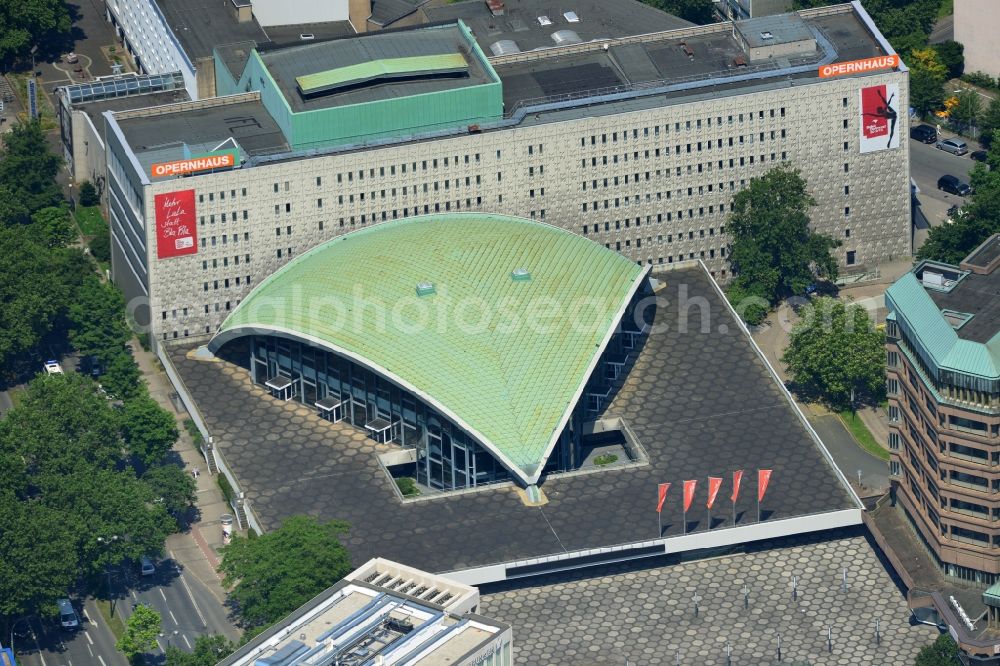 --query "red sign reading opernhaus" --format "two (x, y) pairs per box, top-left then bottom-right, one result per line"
(818, 55), (900, 78)
(155, 190), (198, 259)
